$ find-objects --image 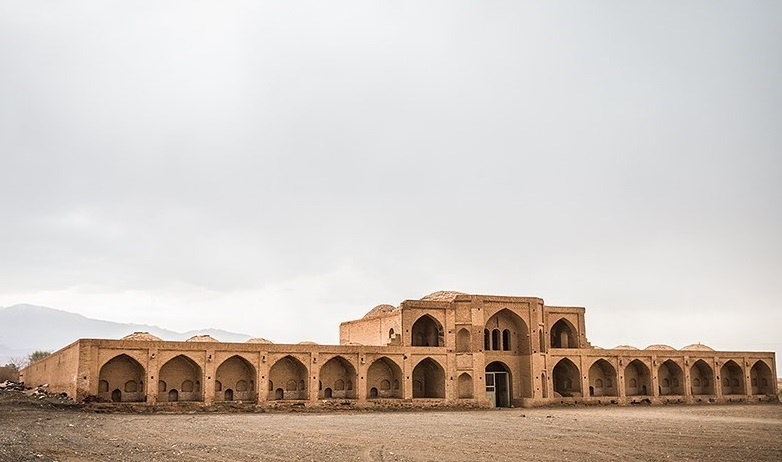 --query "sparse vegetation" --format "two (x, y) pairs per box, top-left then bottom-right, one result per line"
(27, 350), (51, 365)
